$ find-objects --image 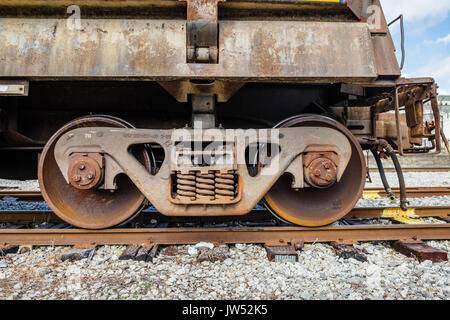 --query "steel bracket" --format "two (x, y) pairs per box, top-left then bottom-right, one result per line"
(393, 80), (442, 156)
(184, 0), (225, 63)
(191, 94), (216, 129)
(158, 80), (244, 103)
